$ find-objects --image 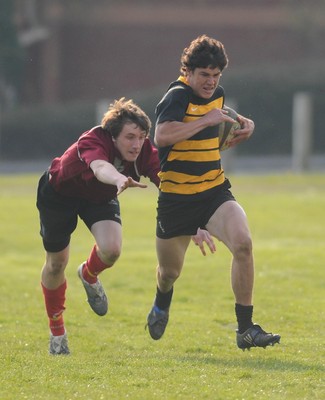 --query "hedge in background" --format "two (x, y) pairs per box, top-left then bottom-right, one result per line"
(0, 101), (95, 160)
(1, 77), (324, 159)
